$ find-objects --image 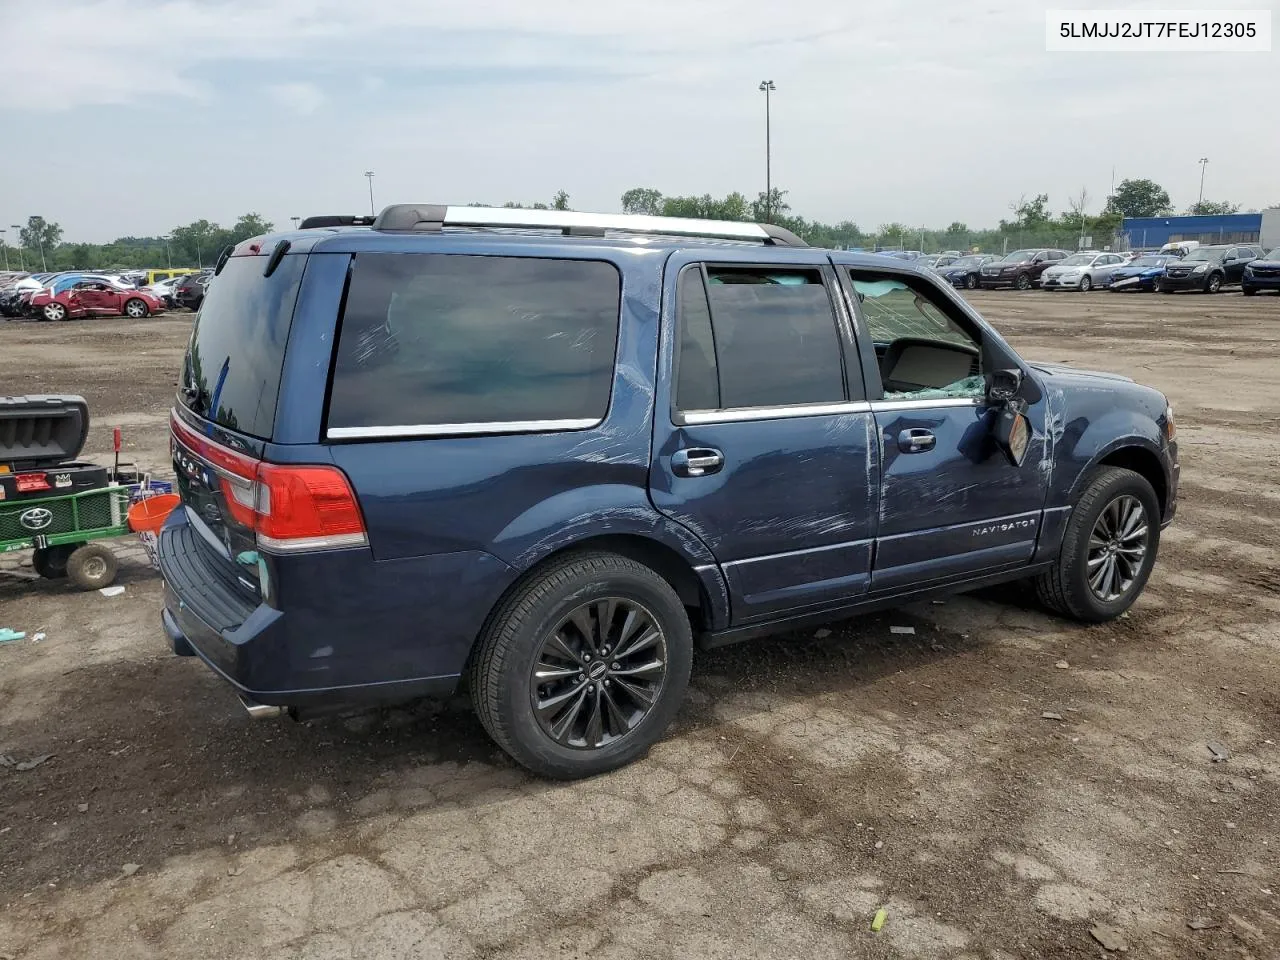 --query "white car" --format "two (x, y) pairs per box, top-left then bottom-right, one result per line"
(1039, 251), (1130, 291)
(146, 276), (182, 304)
